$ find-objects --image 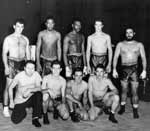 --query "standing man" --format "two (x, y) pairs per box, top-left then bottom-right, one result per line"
(66, 68), (88, 122)
(113, 28), (147, 118)
(63, 20), (87, 78)
(86, 19), (112, 74)
(42, 60), (69, 124)
(2, 18), (30, 117)
(9, 60), (42, 127)
(36, 16), (61, 77)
